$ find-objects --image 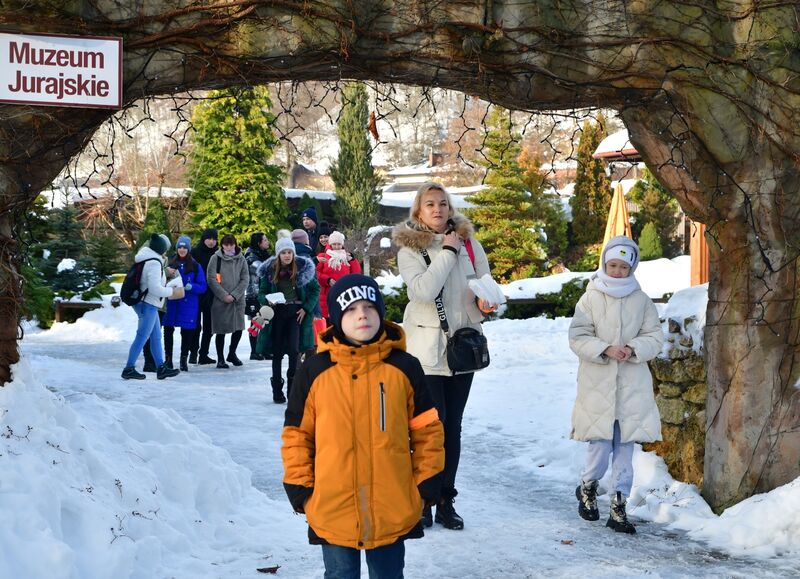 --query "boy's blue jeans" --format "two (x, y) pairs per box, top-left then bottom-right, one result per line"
(126, 302), (164, 369)
(321, 541), (404, 579)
